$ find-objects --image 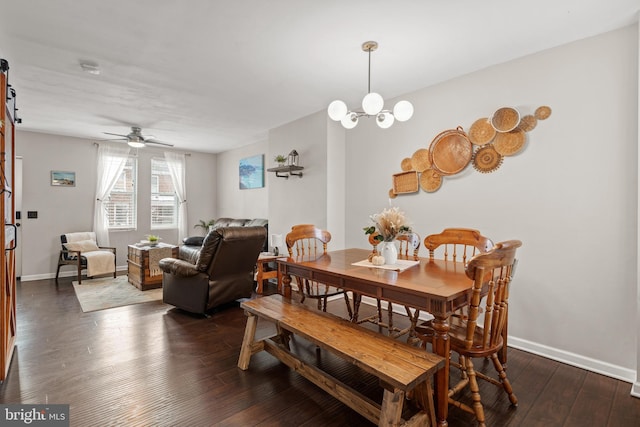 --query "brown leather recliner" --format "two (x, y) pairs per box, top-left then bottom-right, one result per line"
(159, 226), (267, 315)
